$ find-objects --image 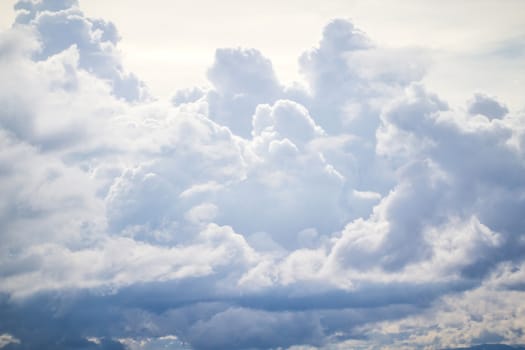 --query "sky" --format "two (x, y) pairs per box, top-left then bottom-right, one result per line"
(2, 0), (524, 107)
(0, 1), (525, 349)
